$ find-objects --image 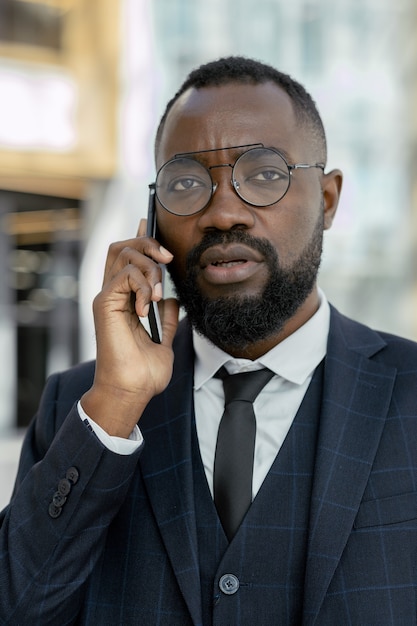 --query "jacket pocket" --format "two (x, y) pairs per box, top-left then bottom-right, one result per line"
(354, 492), (417, 529)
